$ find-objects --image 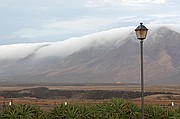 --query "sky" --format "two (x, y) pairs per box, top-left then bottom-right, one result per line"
(0, 0), (180, 45)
